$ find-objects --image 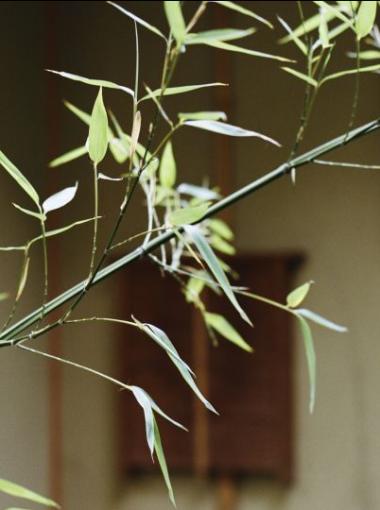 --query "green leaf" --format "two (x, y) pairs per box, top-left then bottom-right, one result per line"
(348, 50), (380, 59)
(47, 70), (134, 97)
(321, 63), (380, 84)
(277, 16), (308, 55)
(319, 5), (330, 48)
(210, 235), (236, 255)
(185, 225), (252, 325)
(139, 82), (226, 102)
(0, 478), (58, 507)
(29, 217), (98, 247)
(297, 316), (316, 413)
(297, 309), (348, 332)
(178, 111), (227, 122)
(0, 151), (39, 206)
(88, 88), (109, 164)
(164, 1), (186, 47)
(313, 1), (353, 26)
(356, 0), (377, 39)
(279, 10), (337, 43)
(213, 1), (273, 28)
(153, 416), (176, 507)
(185, 276), (206, 303)
(42, 183), (78, 214)
(107, 1), (166, 40)
(177, 183), (221, 200)
(160, 141), (176, 188)
(287, 281), (313, 308)
(185, 27), (255, 45)
(109, 138), (129, 164)
(205, 312), (253, 352)
(64, 100), (91, 124)
(13, 203), (45, 221)
(0, 292), (8, 300)
(205, 40), (293, 63)
(169, 203), (209, 226)
(184, 119), (280, 146)
(208, 218), (234, 241)
(131, 386), (155, 456)
(16, 257), (30, 300)
(281, 67), (318, 87)
(49, 146), (87, 168)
